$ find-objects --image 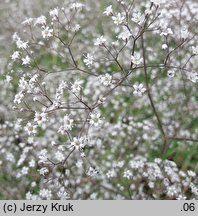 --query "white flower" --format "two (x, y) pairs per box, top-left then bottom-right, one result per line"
(181, 28), (189, 40)
(39, 189), (52, 199)
(72, 24), (80, 32)
(38, 167), (49, 176)
(26, 192), (32, 200)
(14, 91), (24, 104)
(34, 112), (47, 126)
(29, 159), (36, 168)
(167, 70), (175, 78)
(34, 15), (46, 25)
(131, 12), (143, 24)
(160, 28), (173, 36)
(55, 151), (65, 162)
(42, 26), (53, 39)
(83, 53), (94, 67)
(22, 18), (33, 25)
(192, 46), (198, 55)
(131, 54), (143, 65)
(162, 44), (168, 50)
(98, 73), (112, 86)
(123, 170), (133, 179)
(71, 80), (83, 93)
(11, 51), (20, 61)
(49, 8), (59, 20)
(25, 122), (37, 136)
(106, 169), (116, 178)
(94, 36), (106, 46)
(118, 29), (132, 41)
(38, 150), (48, 164)
(87, 167), (98, 177)
(70, 2), (84, 9)
(103, 5), (113, 16)
(57, 187), (70, 200)
(22, 55), (31, 65)
(69, 137), (85, 151)
(133, 83), (146, 96)
(187, 72), (198, 83)
(112, 13), (125, 25)
(187, 170), (196, 177)
(16, 39), (29, 50)
(13, 32), (20, 42)
(90, 112), (103, 127)
(58, 115), (74, 134)
(21, 166), (29, 175)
